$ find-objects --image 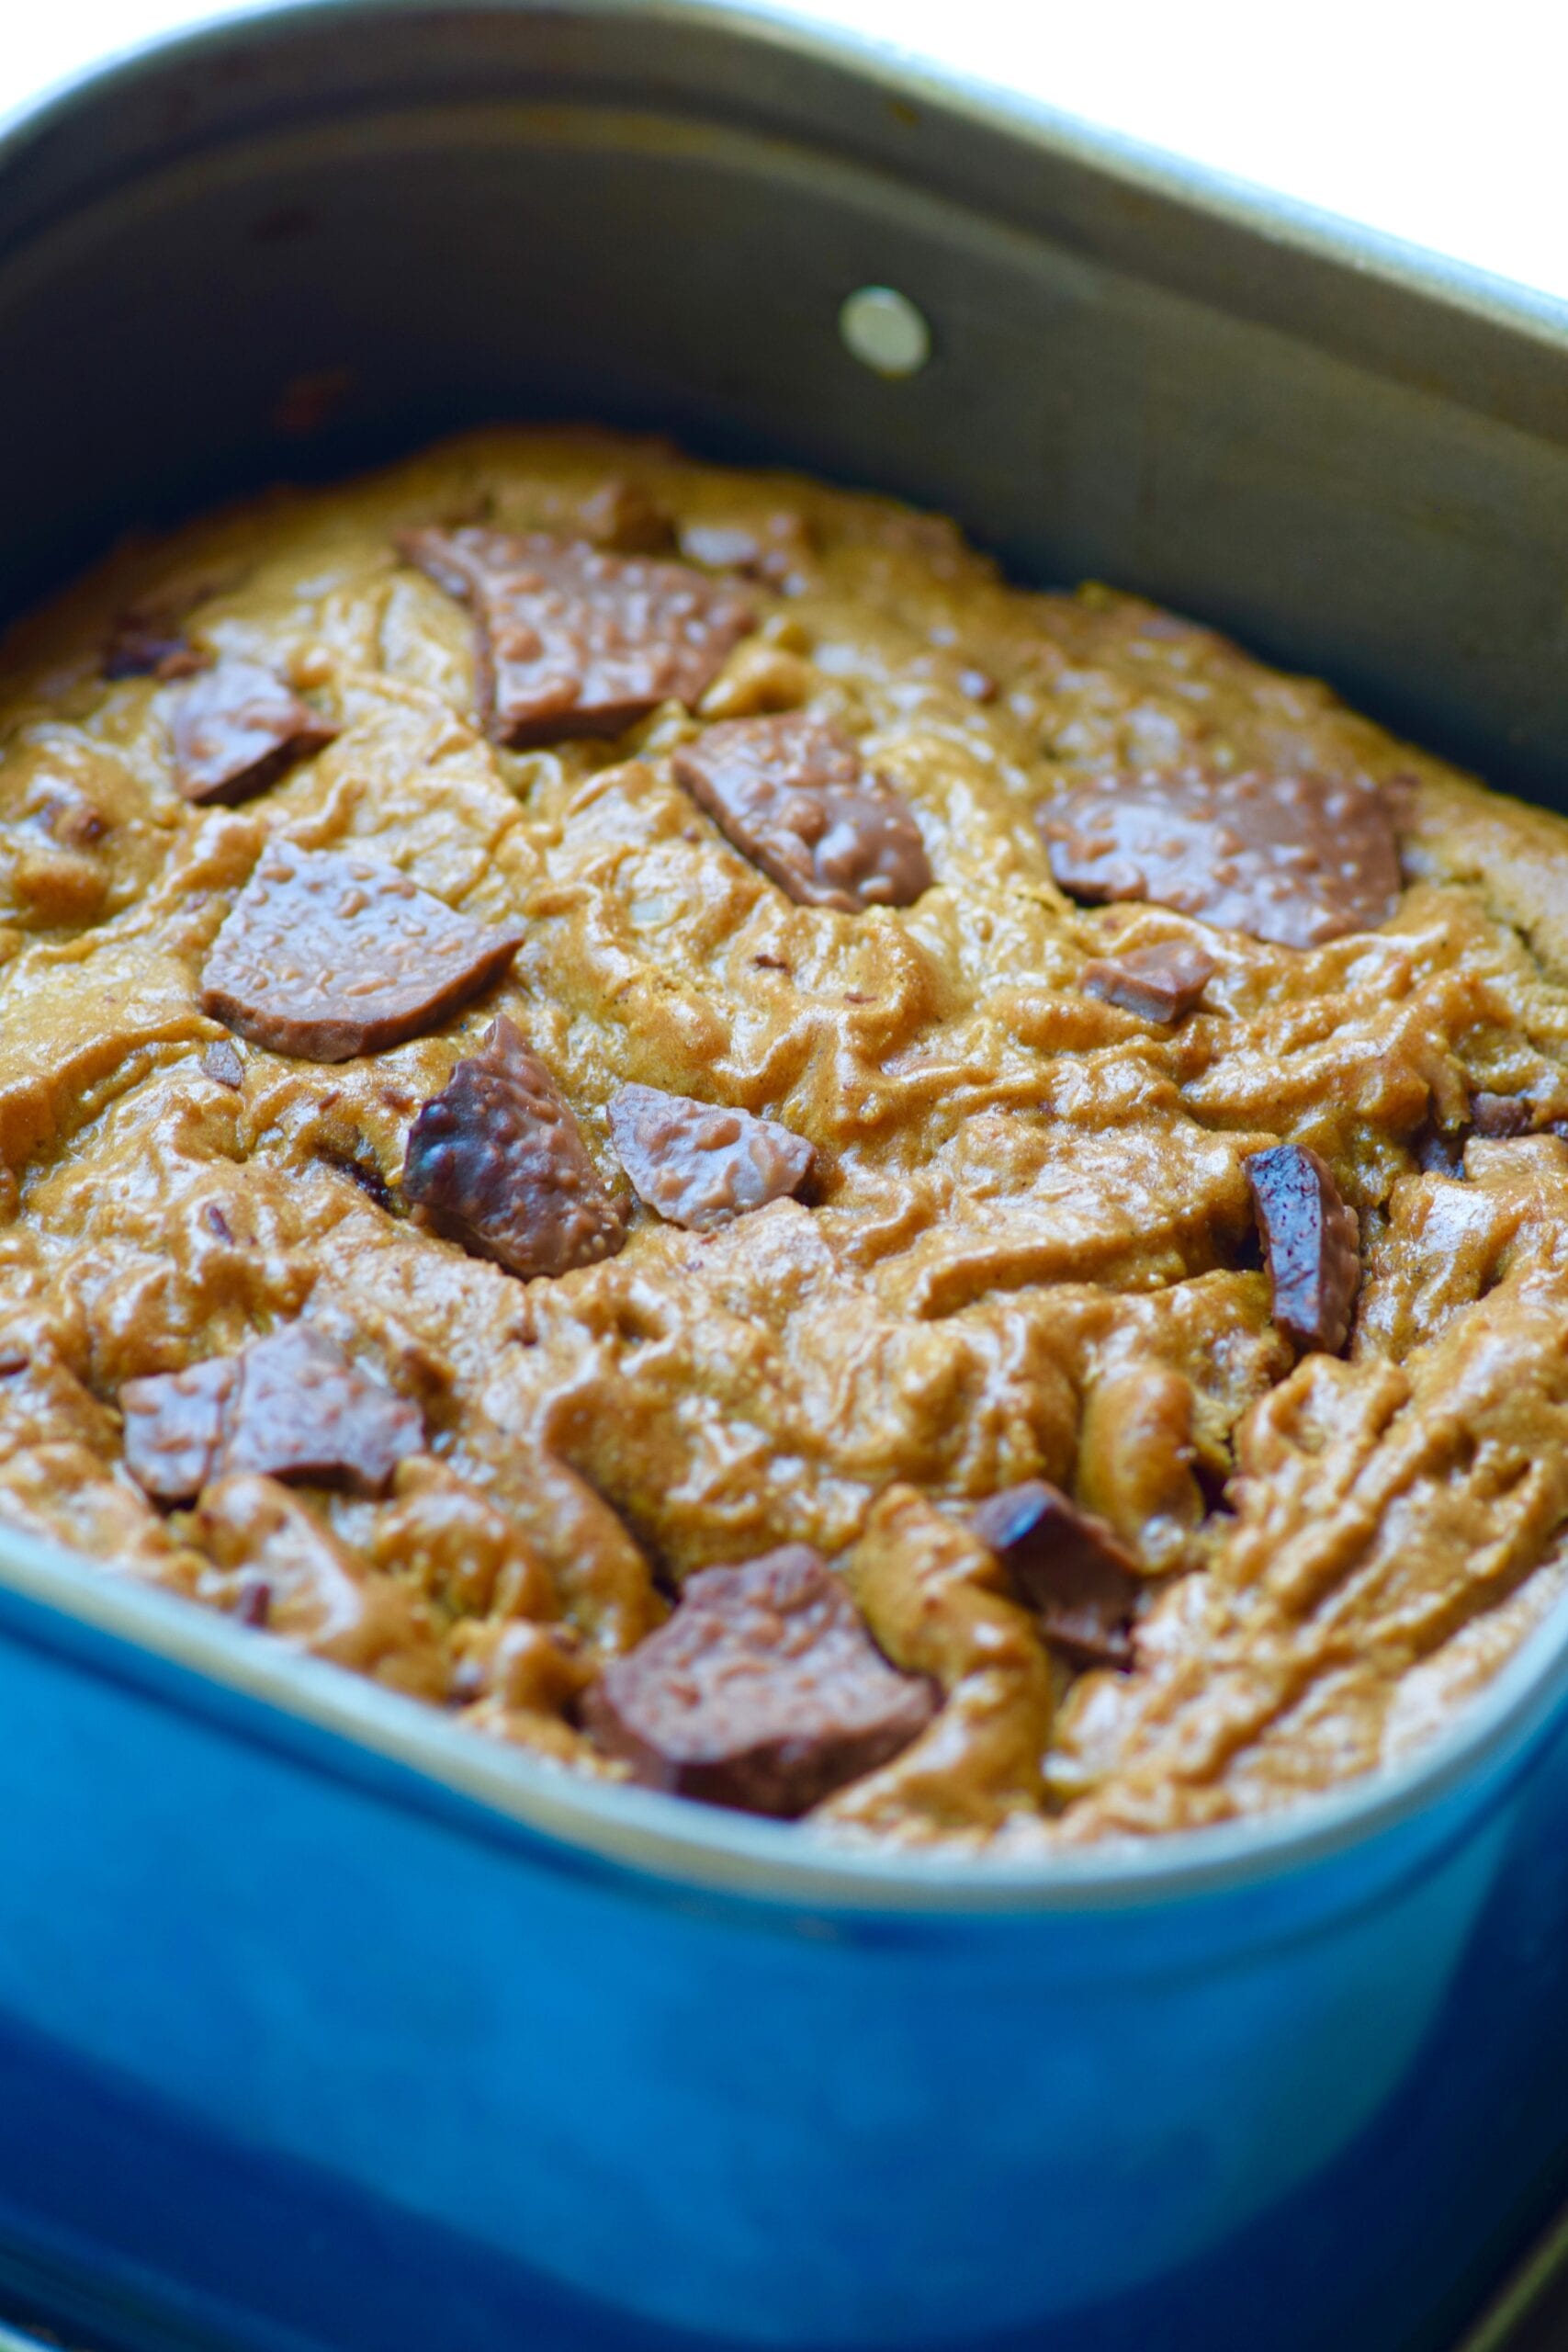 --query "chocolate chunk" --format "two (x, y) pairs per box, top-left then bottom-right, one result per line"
(1042, 764), (1401, 949)
(103, 616), (209, 682)
(402, 1015), (625, 1278)
(201, 1038), (245, 1089)
(607, 1083), (815, 1231)
(577, 477), (676, 554)
(672, 714), (931, 913)
(120, 1353), (237, 1501)
(970, 1480), (1142, 1671)
(120, 1324), (423, 1503)
(201, 842), (524, 1062)
(1470, 1091), (1533, 1138)
(581, 1545), (938, 1815)
(398, 526), (753, 747)
(1246, 1143), (1360, 1354)
(171, 659), (338, 805)
(1079, 938), (1216, 1023)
